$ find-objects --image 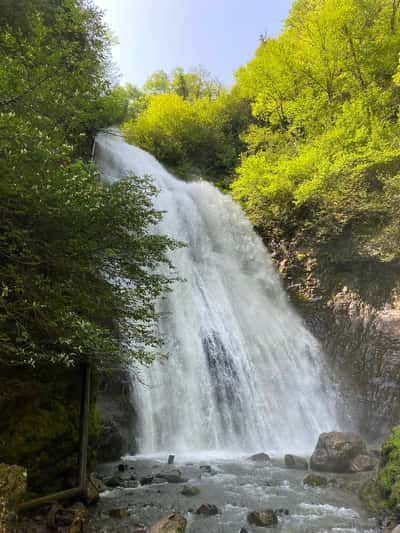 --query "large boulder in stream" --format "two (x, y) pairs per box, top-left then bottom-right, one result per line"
(148, 512), (187, 533)
(310, 432), (367, 473)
